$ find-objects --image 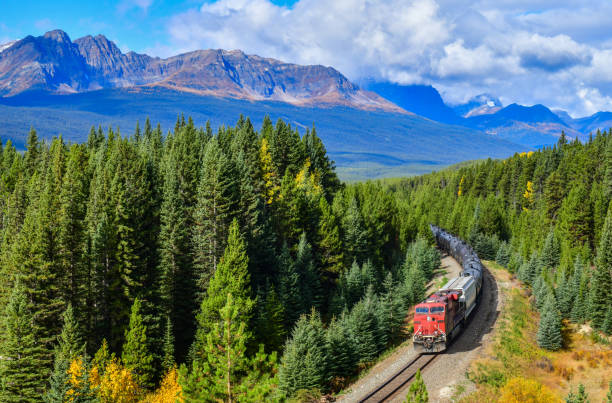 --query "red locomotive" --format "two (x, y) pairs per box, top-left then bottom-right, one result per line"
(413, 226), (483, 353)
